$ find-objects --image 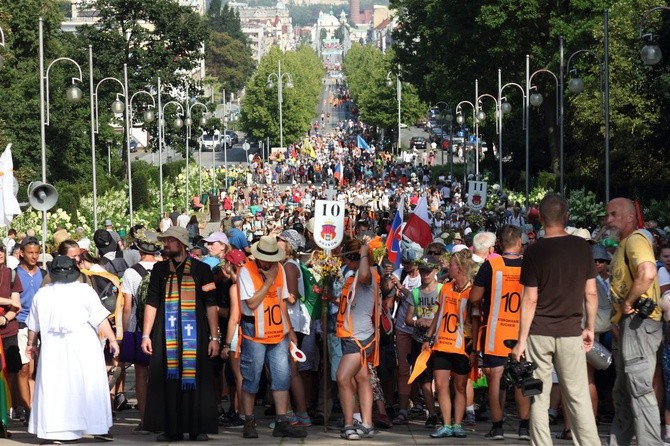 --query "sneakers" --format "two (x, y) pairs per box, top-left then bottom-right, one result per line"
(93, 433), (114, 441)
(518, 426), (530, 440)
(220, 412), (244, 428)
(485, 426), (505, 440)
(242, 418), (258, 439)
(293, 412), (312, 427)
(425, 414), (440, 429)
(463, 410), (476, 427)
(272, 420), (307, 438)
(408, 404), (425, 420)
(452, 424), (466, 438)
(430, 425), (453, 438)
